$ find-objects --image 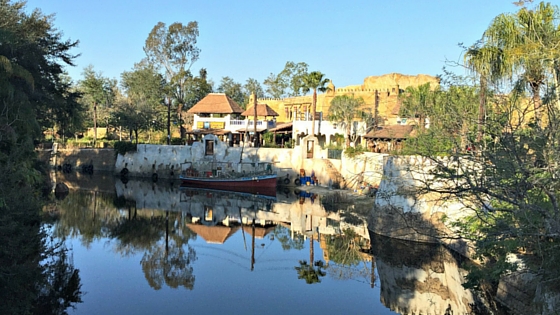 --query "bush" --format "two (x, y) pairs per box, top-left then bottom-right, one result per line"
(170, 137), (185, 145)
(113, 141), (137, 156)
(344, 145), (367, 158)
